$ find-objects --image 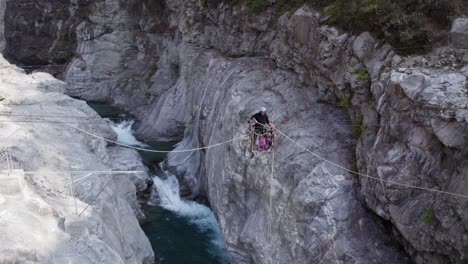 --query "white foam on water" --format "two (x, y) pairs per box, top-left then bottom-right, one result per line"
(106, 117), (227, 260)
(107, 119), (148, 147)
(153, 175), (219, 231)
(152, 175), (225, 252)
